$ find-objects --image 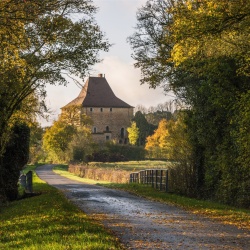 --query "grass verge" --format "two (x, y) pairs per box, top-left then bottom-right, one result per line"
(0, 165), (123, 250)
